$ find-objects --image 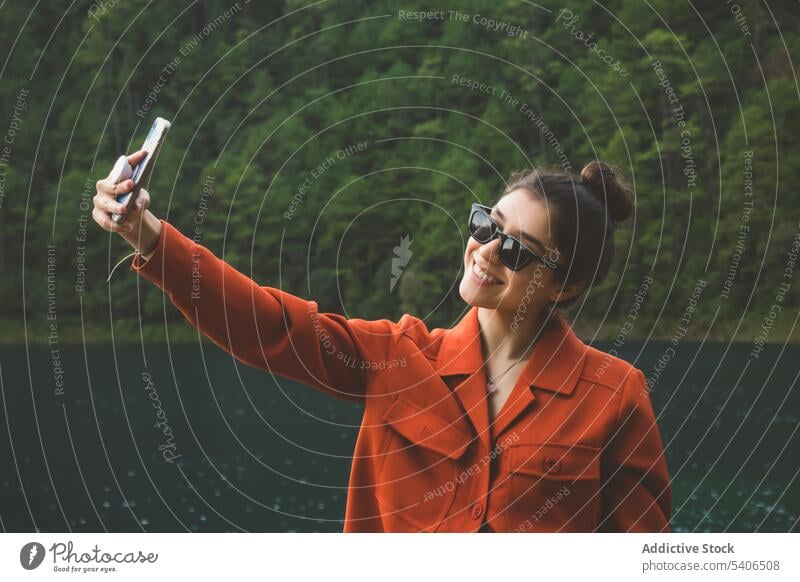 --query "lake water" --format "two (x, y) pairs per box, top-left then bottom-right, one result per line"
(0, 340), (797, 532)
